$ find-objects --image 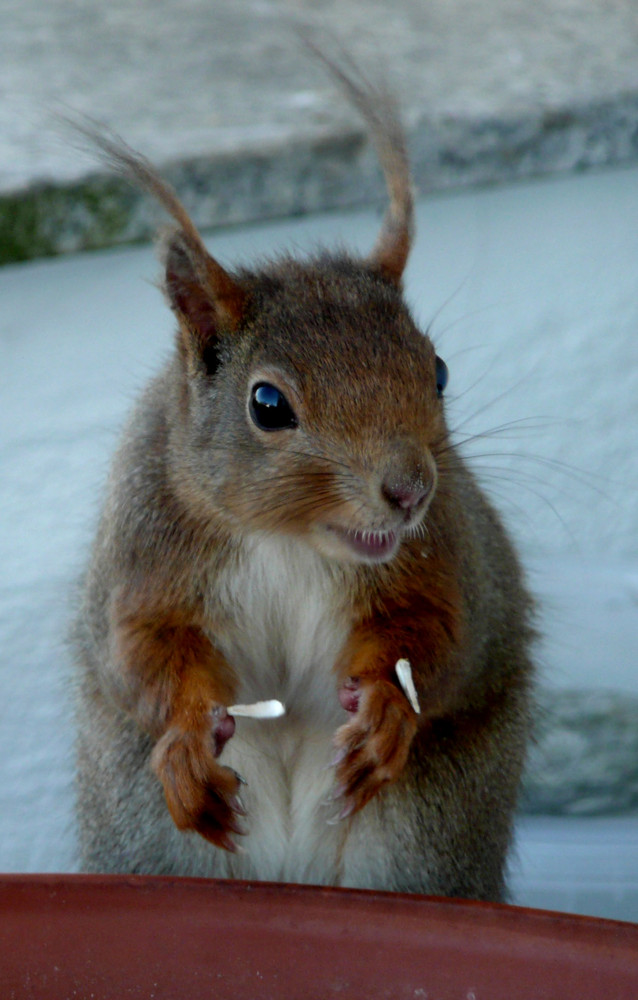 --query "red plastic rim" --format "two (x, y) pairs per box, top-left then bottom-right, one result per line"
(1, 874), (637, 999)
